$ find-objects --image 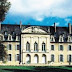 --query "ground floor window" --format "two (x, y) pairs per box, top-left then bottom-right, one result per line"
(8, 54), (11, 61)
(67, 55), (71, 62)
(51, 54), (54, 62)
(59, 55), (63, 62)
(15, 54), (19, 61)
